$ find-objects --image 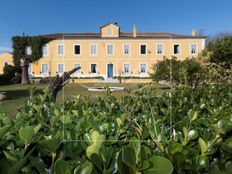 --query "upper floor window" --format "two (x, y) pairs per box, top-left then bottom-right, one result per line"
(57, 63), (64, 74)
(190, 44), (198, 55)
(156, 44), (164, 55)
(140, 63), (147, 74)
(41, 64), (48, 75)
(25, 46), (32, 55)
(107, 44), (114, 55)
(74, 45), (81, 55)
(57, 44), (64, 56)
(90, 44), (97, 55)
(140, 45), (147, 55)
(108, 29), (113, 36)
(42, 44), (48, 56)
(174, 44), (181, 55)
(123, 44), (130, 55)
(123, 63), (131, 74)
